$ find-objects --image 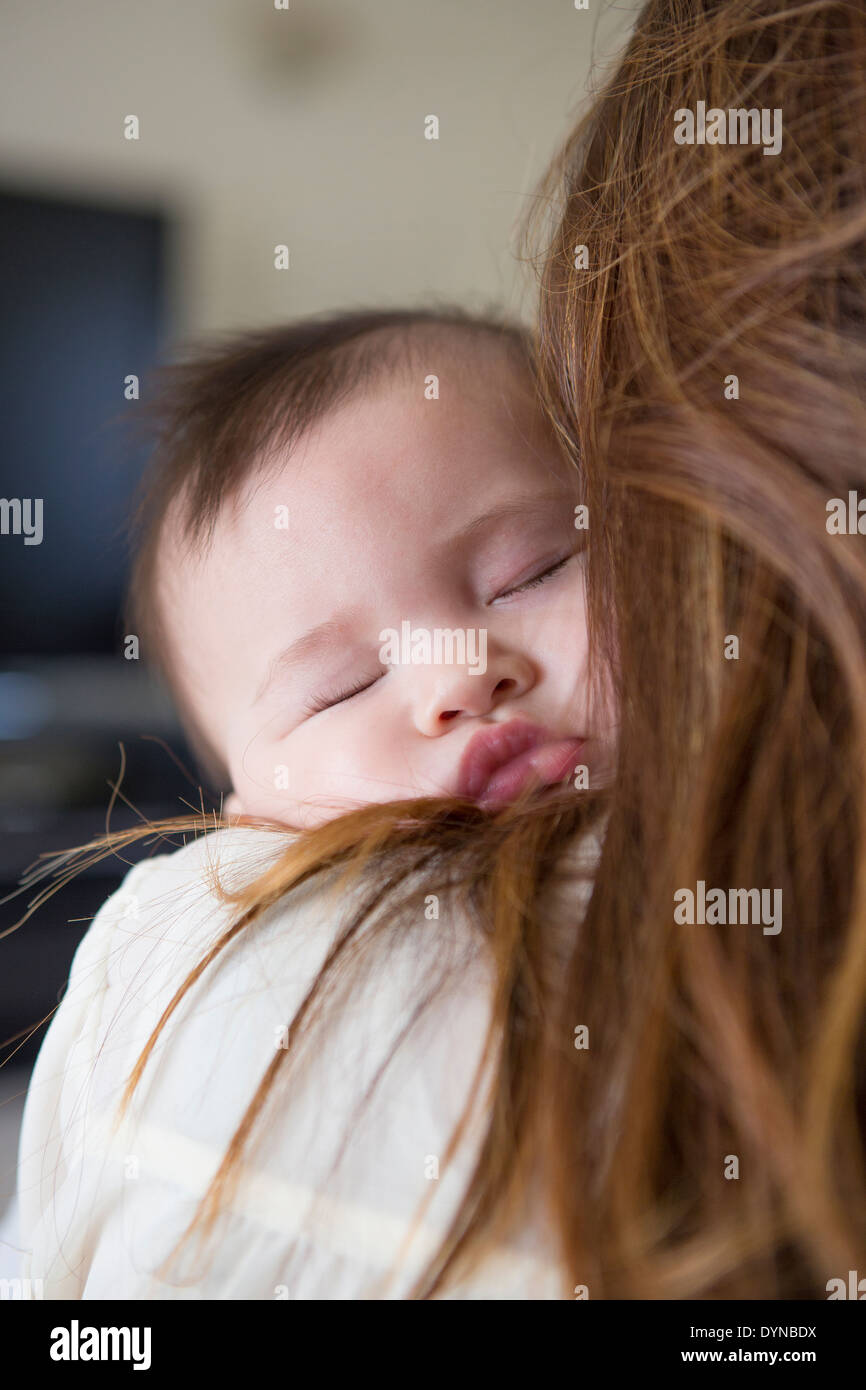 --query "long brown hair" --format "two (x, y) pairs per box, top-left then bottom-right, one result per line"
(16, 0), (866, 1298)
(527, 0), (866, 1295)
